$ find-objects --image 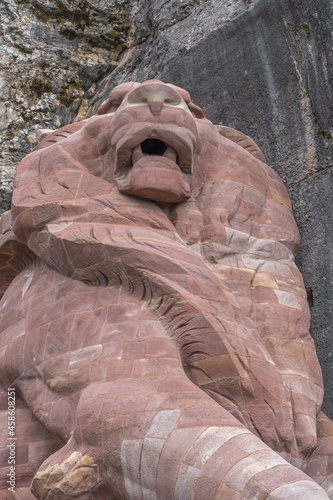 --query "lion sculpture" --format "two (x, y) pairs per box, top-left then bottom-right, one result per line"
(0, 80), (332, 499)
